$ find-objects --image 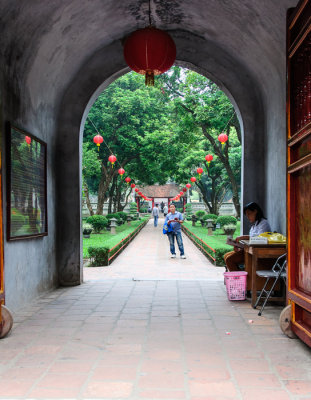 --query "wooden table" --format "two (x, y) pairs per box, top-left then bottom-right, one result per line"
(227, 239), (287, 307)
